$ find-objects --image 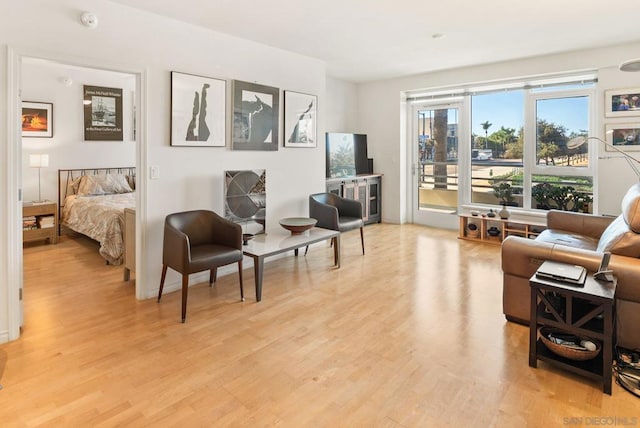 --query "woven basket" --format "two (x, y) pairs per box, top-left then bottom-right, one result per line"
(539, 326), (601, 361)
